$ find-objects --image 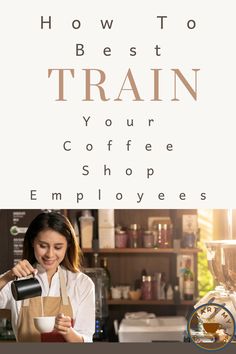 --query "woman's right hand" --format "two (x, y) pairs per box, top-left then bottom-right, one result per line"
(0, 260), (38, 290)
(11, 260), (37, 279)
